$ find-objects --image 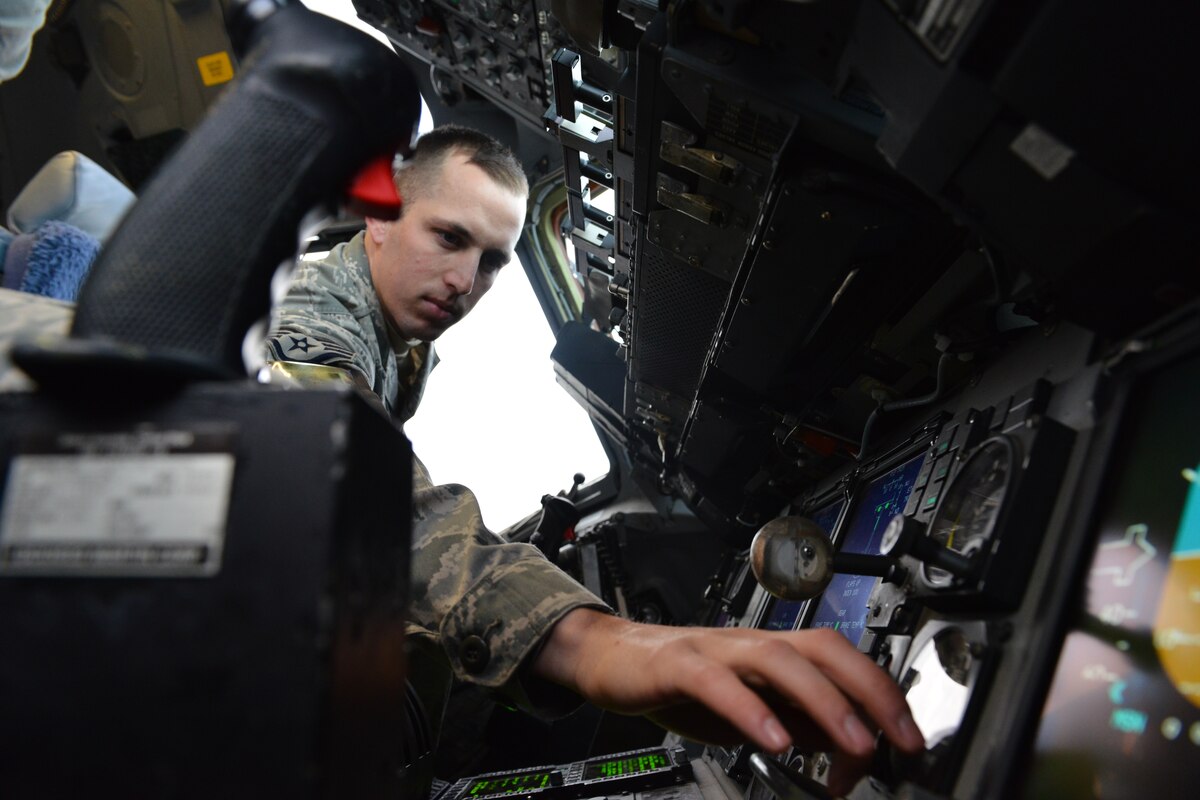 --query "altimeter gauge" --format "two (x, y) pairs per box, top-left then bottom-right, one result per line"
(923, 437), (1014, 588)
